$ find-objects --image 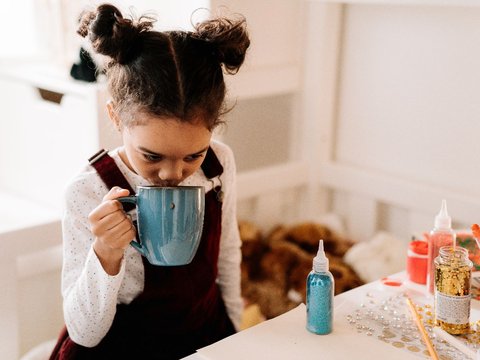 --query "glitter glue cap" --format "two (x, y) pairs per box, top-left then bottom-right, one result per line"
(434, 199), (452, 230)
(313, 240), (329, 273)
(409, 240), (428, 256)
